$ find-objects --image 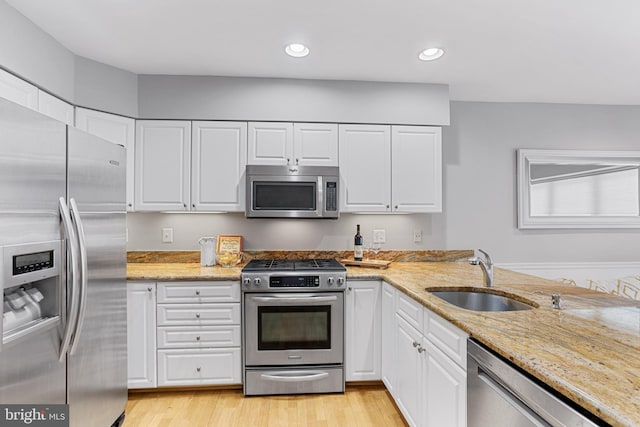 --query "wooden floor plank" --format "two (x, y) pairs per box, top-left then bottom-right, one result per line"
(123, 386), (407, 427)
